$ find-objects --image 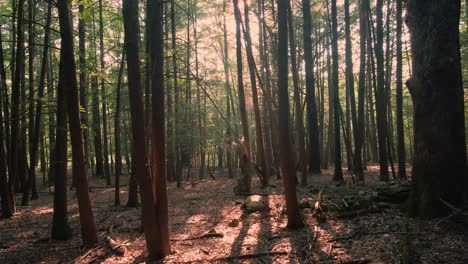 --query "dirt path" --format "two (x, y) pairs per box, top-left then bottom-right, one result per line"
(0, 166), (467, 263)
